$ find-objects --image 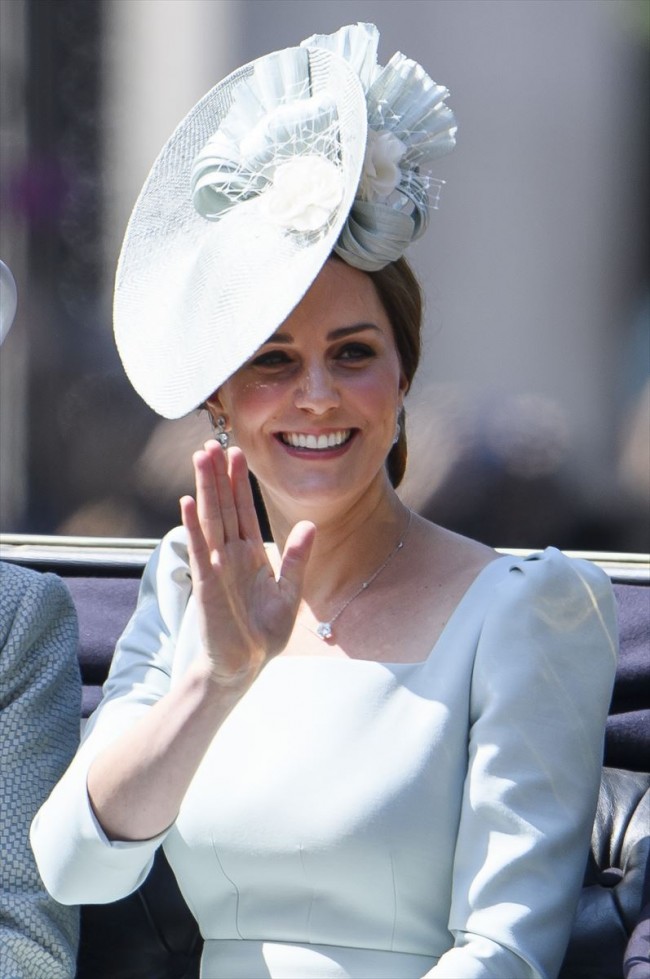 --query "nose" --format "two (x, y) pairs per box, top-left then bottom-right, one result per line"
(293, 362), (340, 414)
